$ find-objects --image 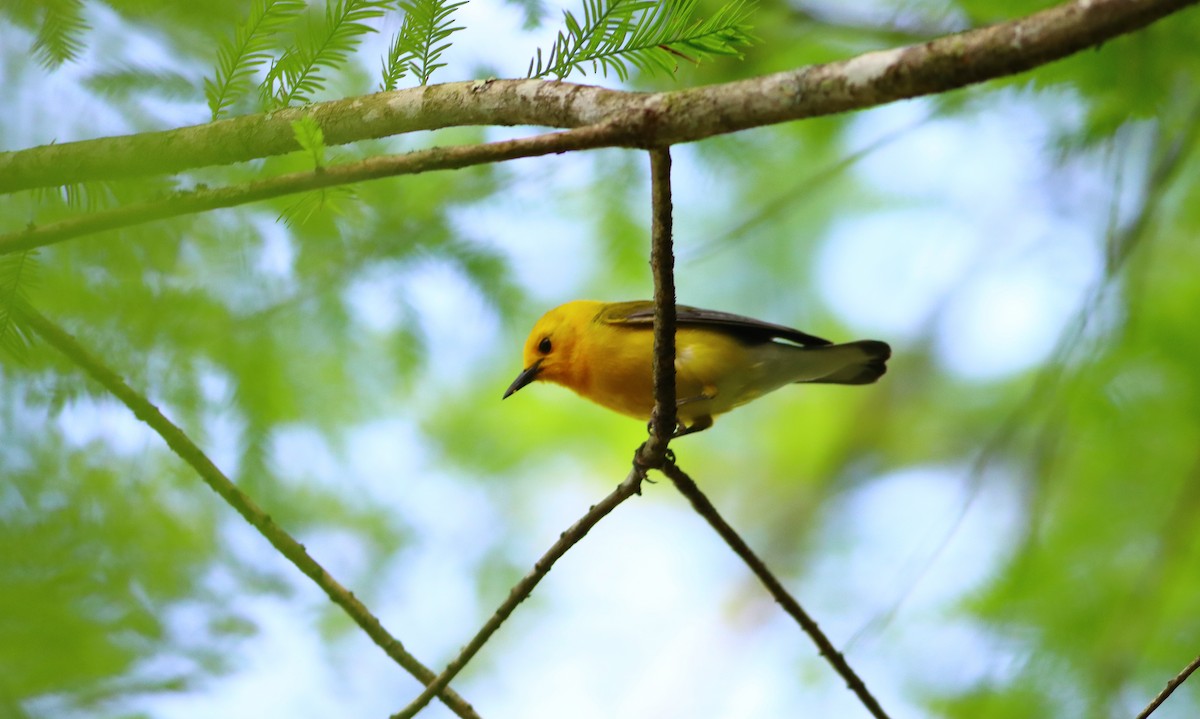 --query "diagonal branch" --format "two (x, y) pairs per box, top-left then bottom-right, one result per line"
(22, 308), (481, 719)
(1137, 653), (1200, 719)
(0, 121), (635, 257)
(1, 0), (1194, 193)
(660, 461), (892, 719)
(391, 470), (645, 719)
